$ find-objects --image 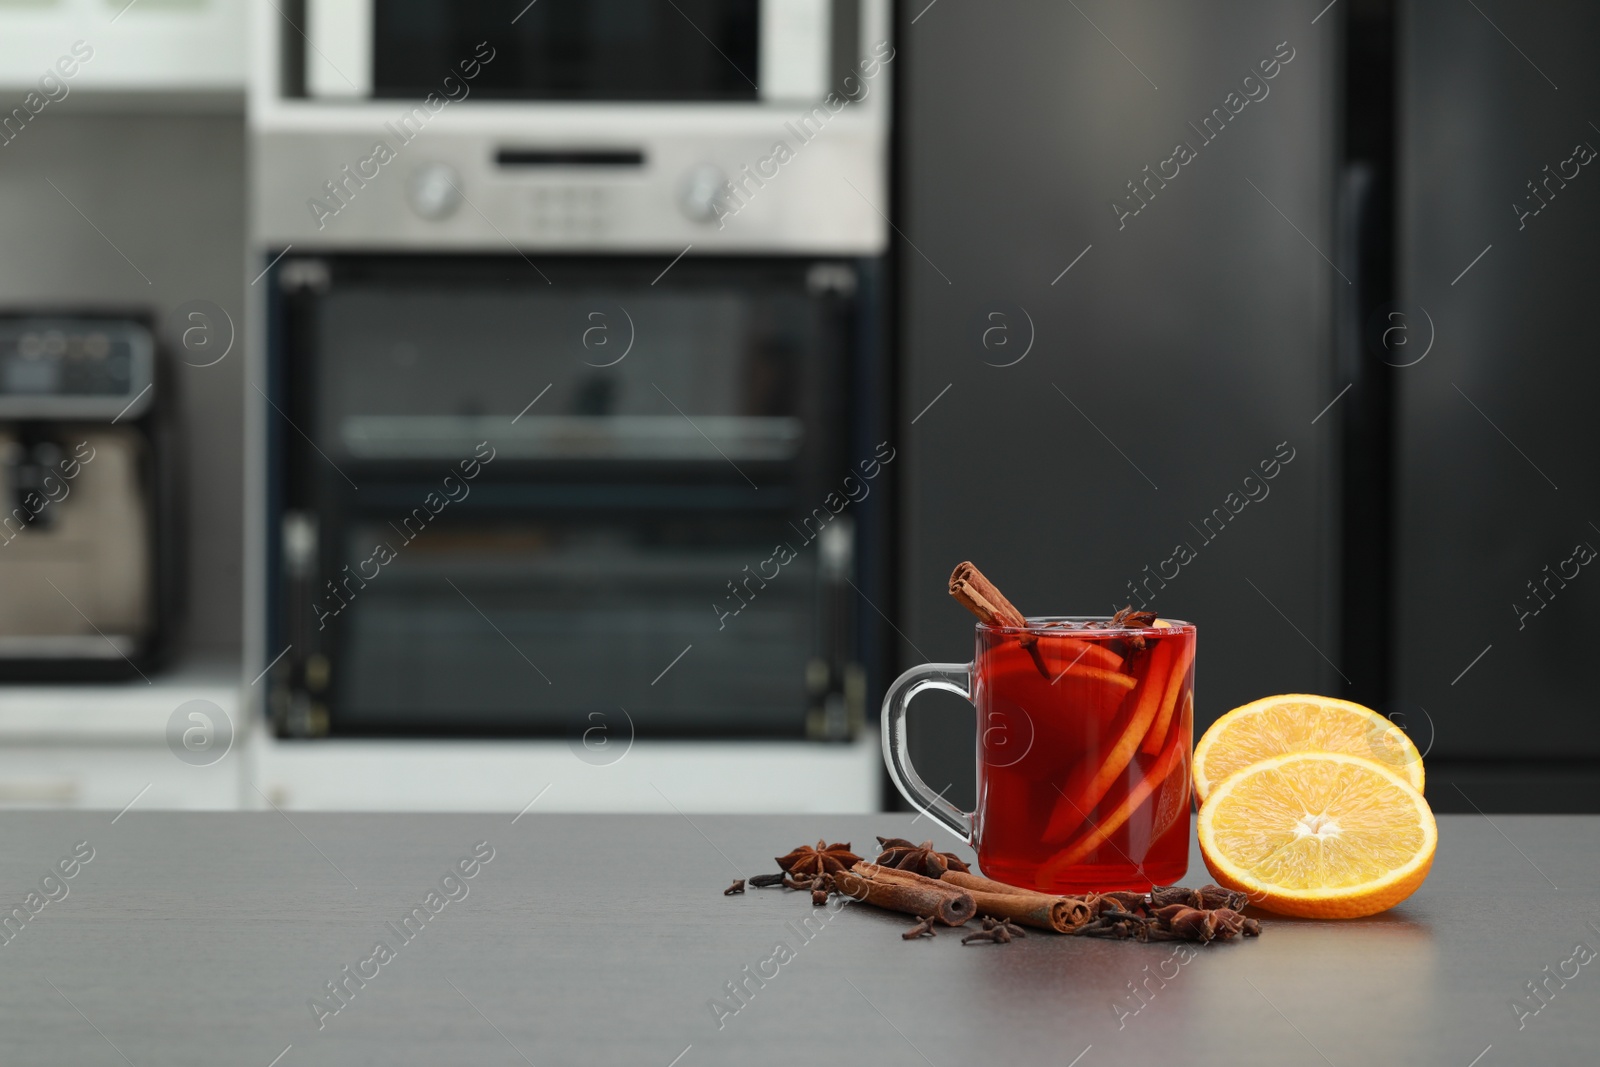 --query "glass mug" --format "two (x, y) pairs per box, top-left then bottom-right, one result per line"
(883, 617), (1195, 892)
